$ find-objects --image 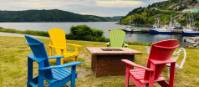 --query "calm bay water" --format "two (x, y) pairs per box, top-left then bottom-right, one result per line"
(0, 22), (183, 43)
